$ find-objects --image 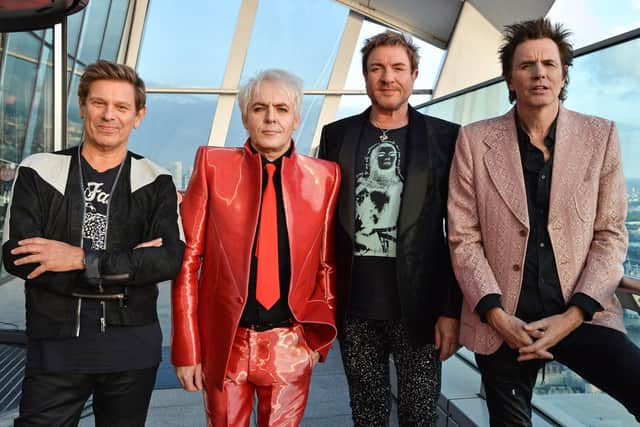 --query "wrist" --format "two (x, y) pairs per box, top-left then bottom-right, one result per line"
(486, 307), (505, 328)
(78, 248), (86, 270)
(565, 305), (584, 326)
